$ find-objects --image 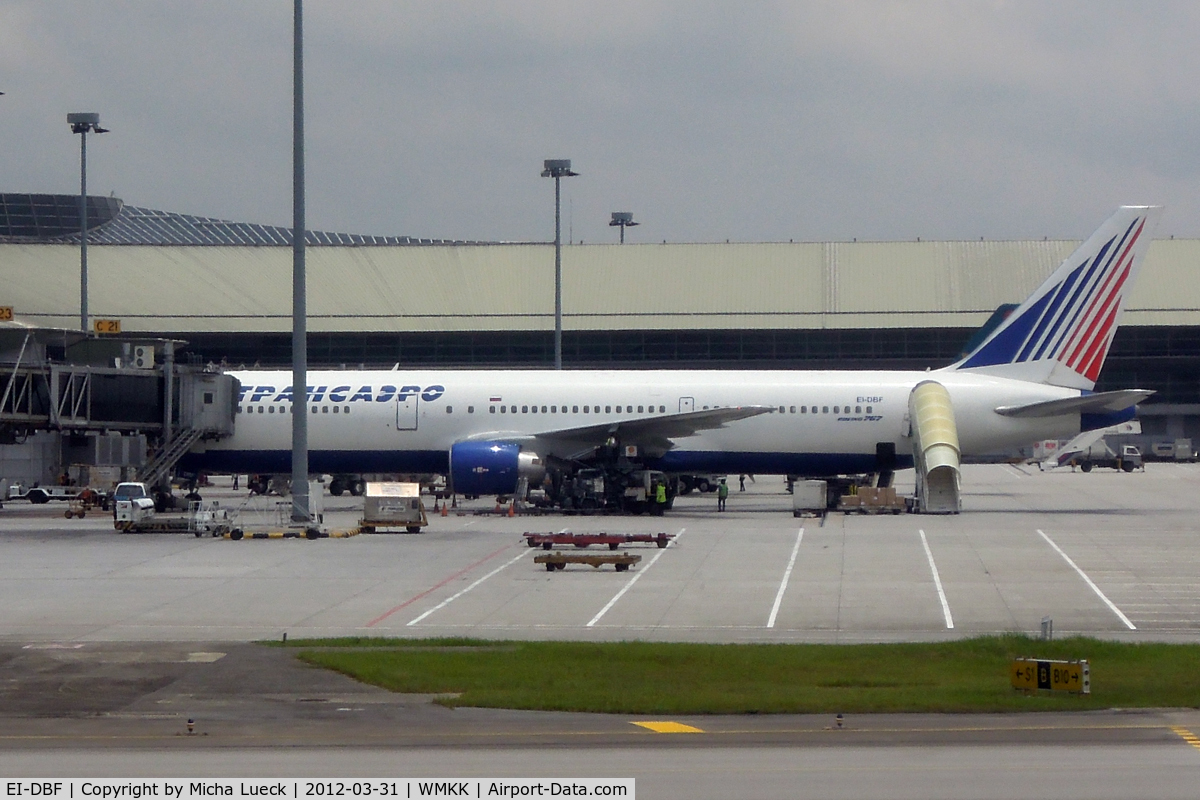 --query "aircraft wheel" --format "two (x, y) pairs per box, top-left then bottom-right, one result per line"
(696, 479), (712, 493)
(350, 480), (366, 497)
(1080, 461), (1093, 473)
(545, 562), (556, 572)
(1122, 461), (1136, 473)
